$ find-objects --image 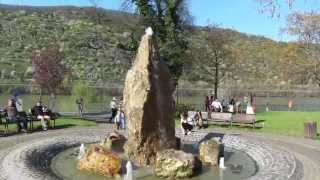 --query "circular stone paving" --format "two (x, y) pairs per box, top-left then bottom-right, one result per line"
(0, 125), (305, 180)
